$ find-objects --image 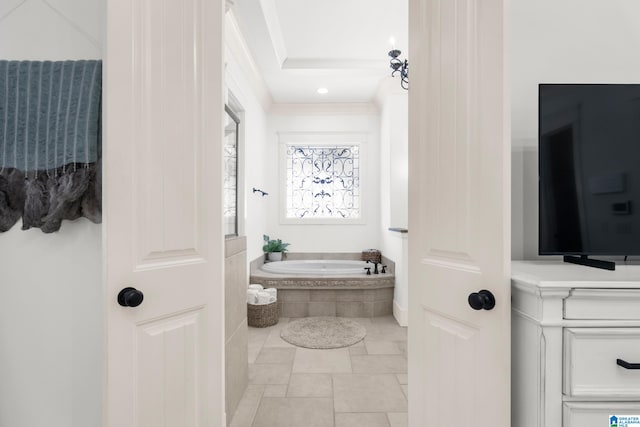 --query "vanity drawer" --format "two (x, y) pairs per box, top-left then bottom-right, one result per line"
(564, 402), (640, 427)
(564, 328), (640, 398)
(564, 289), (640, 320)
